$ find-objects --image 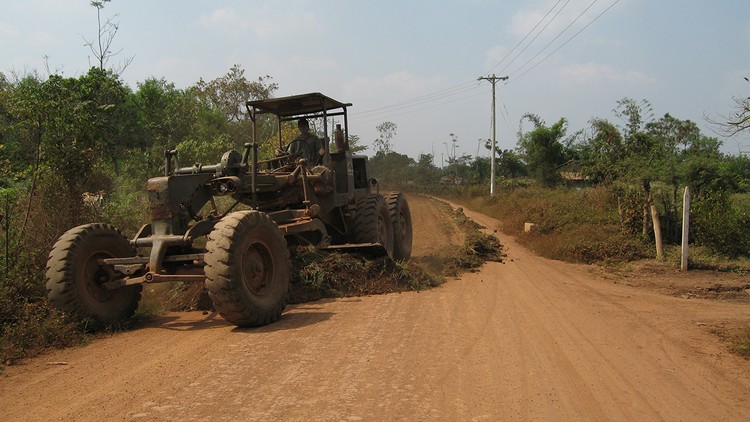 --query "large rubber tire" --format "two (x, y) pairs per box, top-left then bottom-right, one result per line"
(45, 224), (142, 325)
(384, 192), (413, 261)
(204, 210), (290, 327)
(354, 194), (394, 257)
